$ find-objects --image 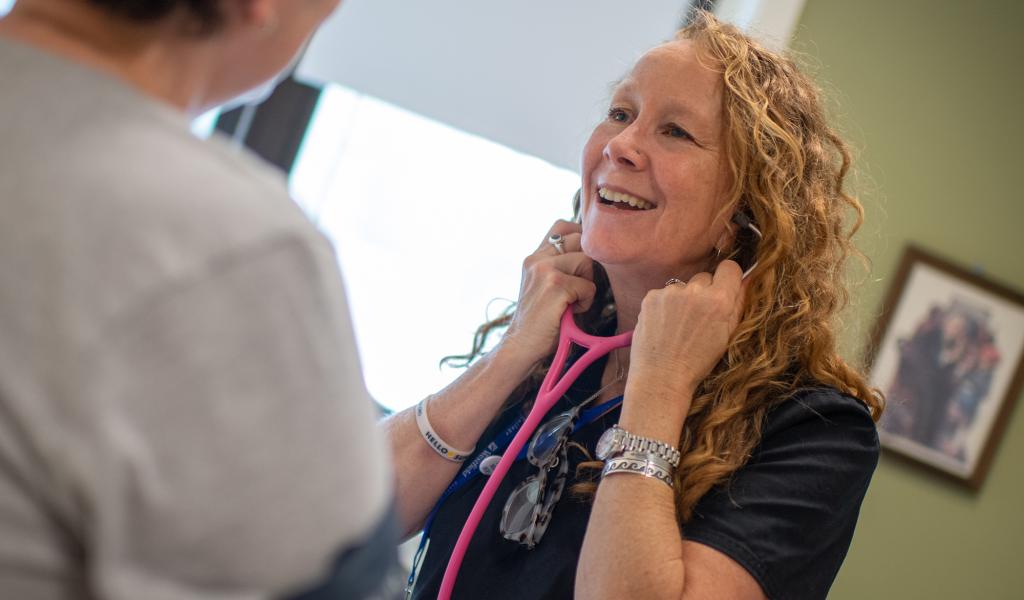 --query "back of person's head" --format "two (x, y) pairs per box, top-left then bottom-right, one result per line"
(2, 0), (340, 113)
(86, 0), (224, 35)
